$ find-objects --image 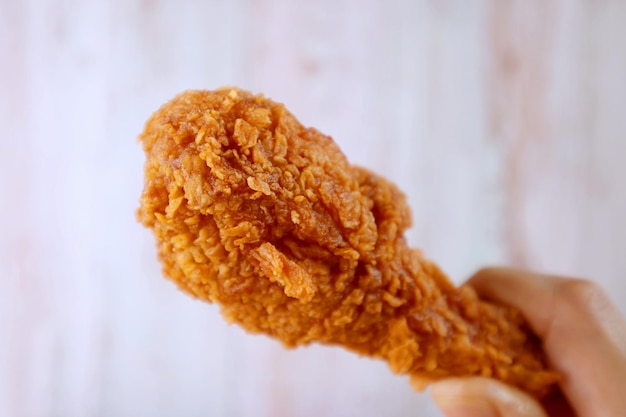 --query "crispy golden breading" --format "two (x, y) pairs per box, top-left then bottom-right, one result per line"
(138, 88), (558, 397)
